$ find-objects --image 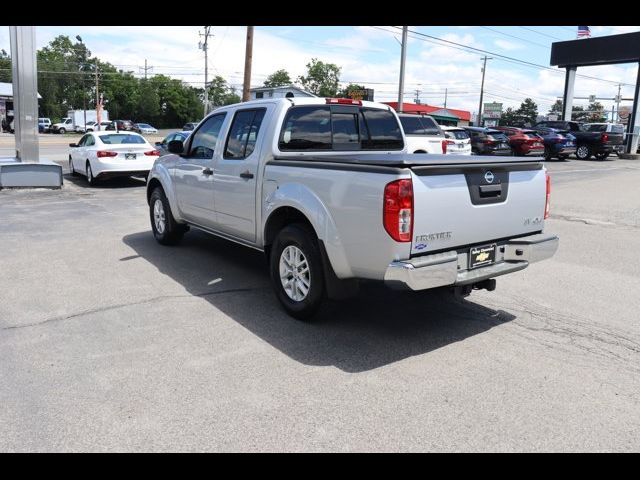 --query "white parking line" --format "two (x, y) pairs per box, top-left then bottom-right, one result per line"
(552, 166), (640, 174)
